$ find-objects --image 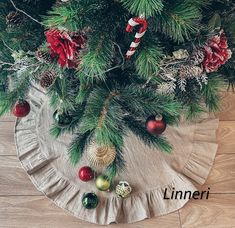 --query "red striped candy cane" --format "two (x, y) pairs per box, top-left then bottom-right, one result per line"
(126, 17), (148, 59)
